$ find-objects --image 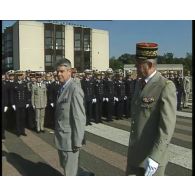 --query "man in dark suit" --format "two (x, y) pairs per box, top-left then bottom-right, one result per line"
(54, 58), (86, 176)
(126, 42), (177, 176)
